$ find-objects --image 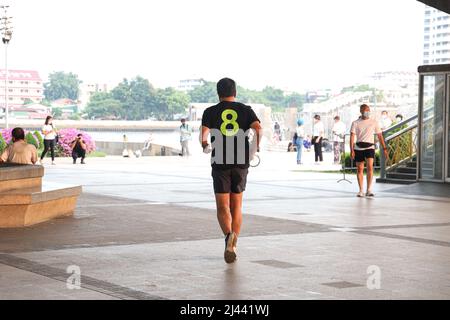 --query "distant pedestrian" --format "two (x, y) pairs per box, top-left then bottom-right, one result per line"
(40, 116), (57, 165)
(70, 133), (87, 164)
(394, 114), (404, 124)
(295, 119), (305, 164)
(303, 135), (312, 151)
(122, 134), (129, 157)
(312, 115), (324, 164)
(379, 110), (392, 130)
(180, 118), (192, 157)
(332, 116), (346, 164)
(274, 122), (281, 141)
